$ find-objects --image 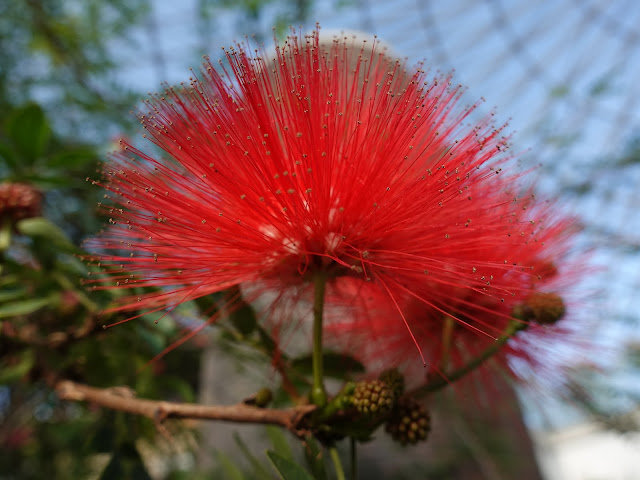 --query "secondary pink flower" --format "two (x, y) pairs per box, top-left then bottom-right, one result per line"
(88, 27), (575, 371)
(324, 208), (578, 387)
